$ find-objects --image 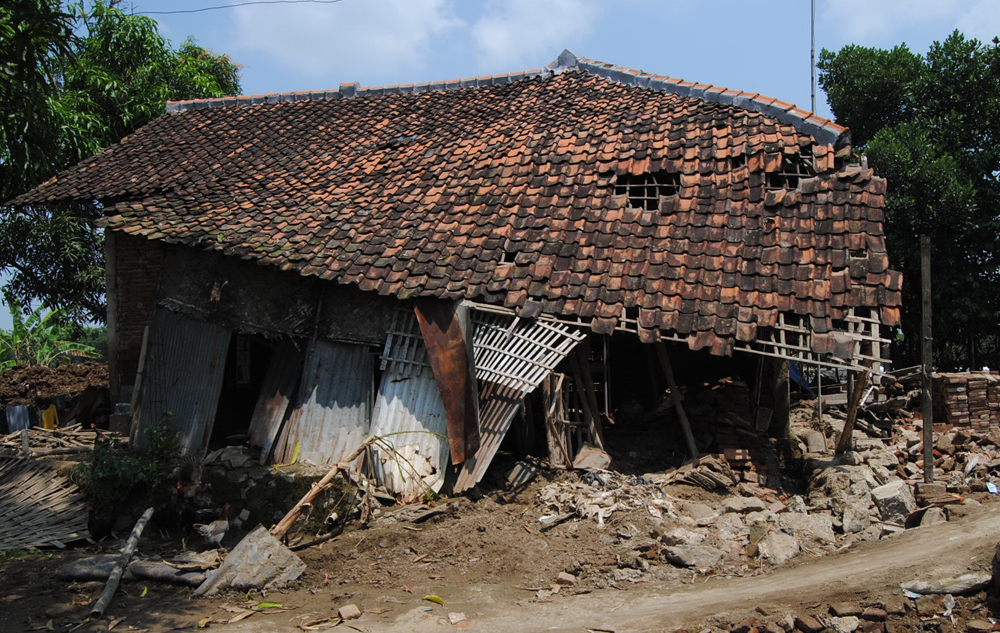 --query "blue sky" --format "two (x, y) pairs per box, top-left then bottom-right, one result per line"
(134, 0), (1000, 120)
(5, 0), (1000, 331)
